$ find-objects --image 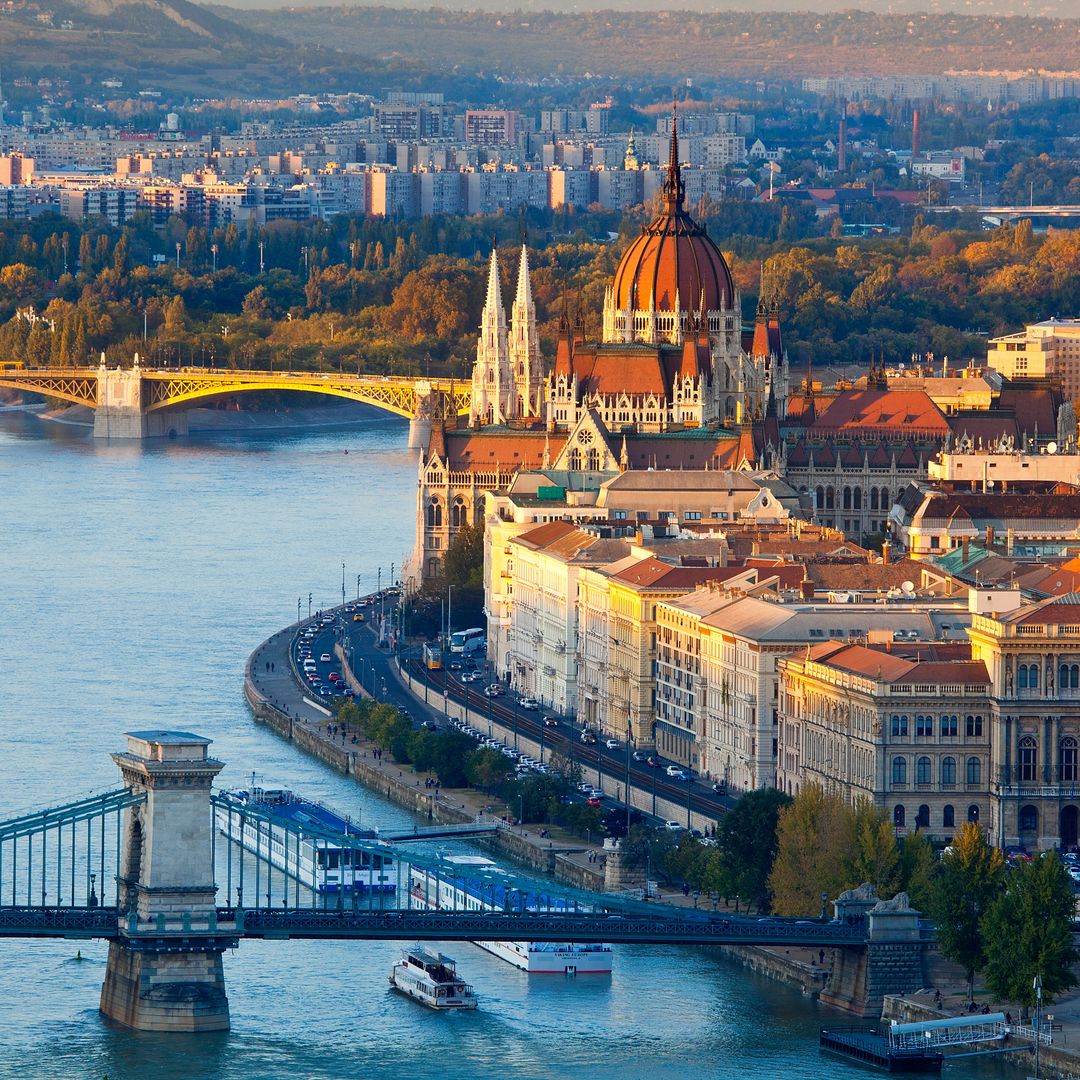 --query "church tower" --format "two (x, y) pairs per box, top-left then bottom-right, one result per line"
(508, 243), (543, 418)
(470, 246), (513, 425)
